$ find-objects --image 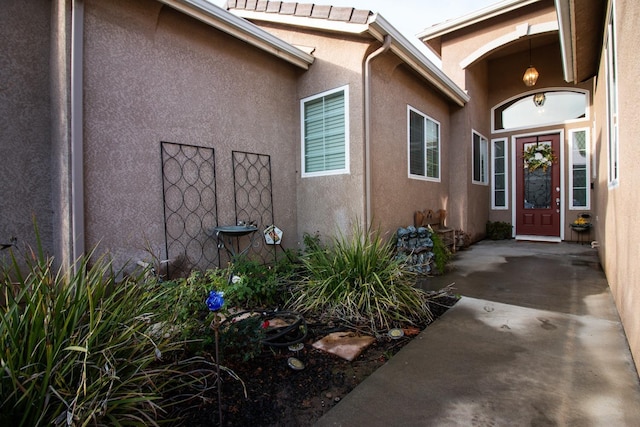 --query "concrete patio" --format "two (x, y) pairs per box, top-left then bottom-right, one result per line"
(315, 240), (640, 426)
